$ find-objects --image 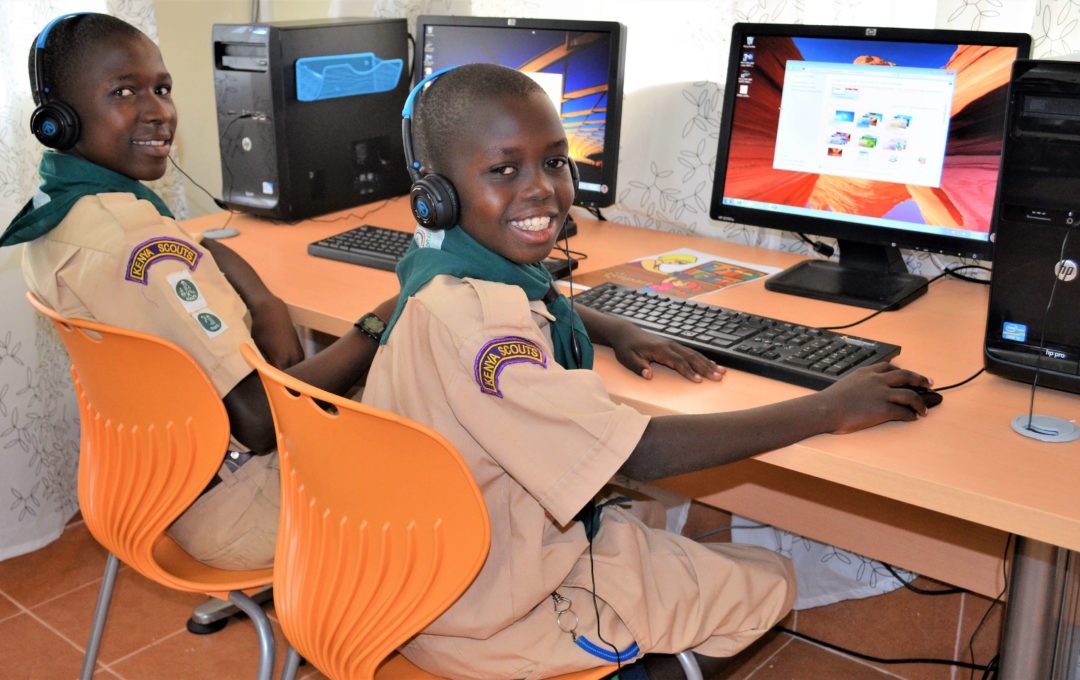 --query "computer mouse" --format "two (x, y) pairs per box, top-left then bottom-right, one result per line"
(911, 386), (943, 409)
